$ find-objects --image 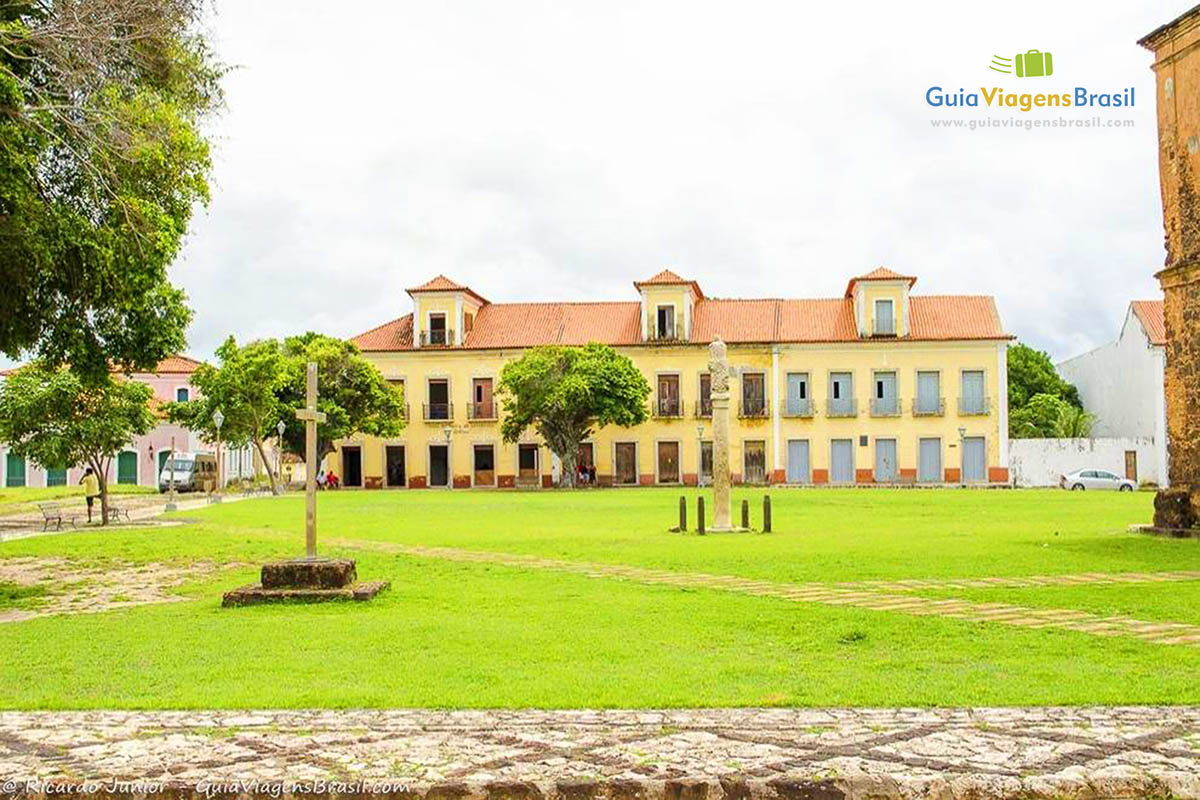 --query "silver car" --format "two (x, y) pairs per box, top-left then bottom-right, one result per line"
(1060, 469), (1136, 492)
